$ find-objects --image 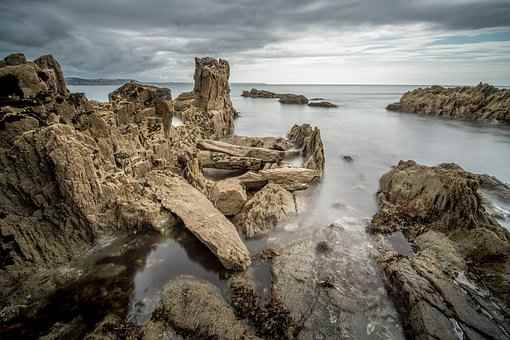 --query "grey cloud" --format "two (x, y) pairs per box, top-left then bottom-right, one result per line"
(0, 0), (509, 80)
